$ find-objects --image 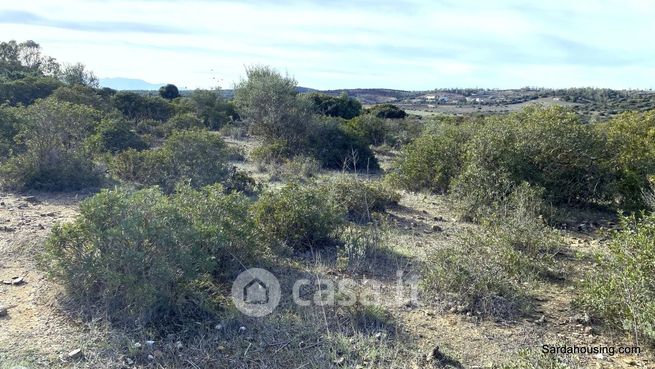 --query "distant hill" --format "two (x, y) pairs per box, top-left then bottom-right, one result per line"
(99, 78), (164, 91)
